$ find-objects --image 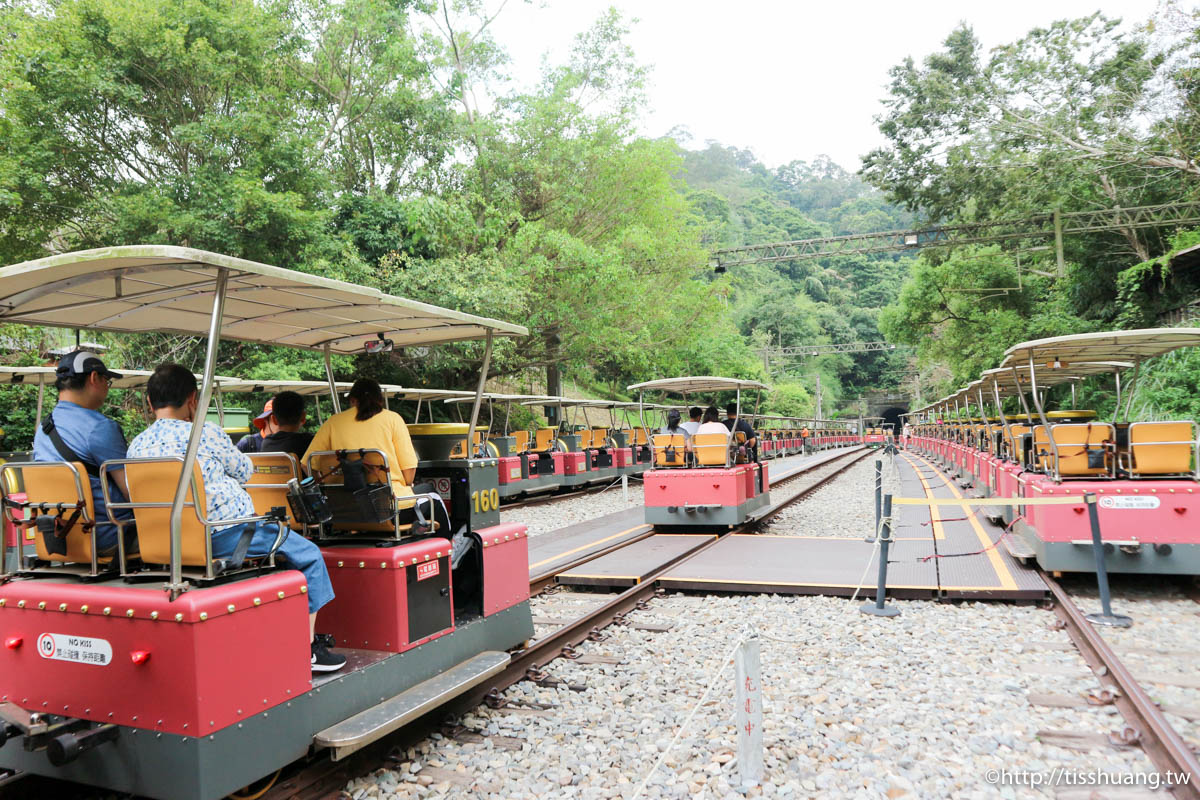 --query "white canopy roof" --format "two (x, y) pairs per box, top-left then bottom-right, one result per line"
(0, 366), (238, 390)
(1002, 328), (1200, 367)
(627, 376), (769, 394)
(0, 246), (528, 354)
(383, 386), (477, 402)
(213, 379), (353, 396)
(443, 393), (554, 405)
